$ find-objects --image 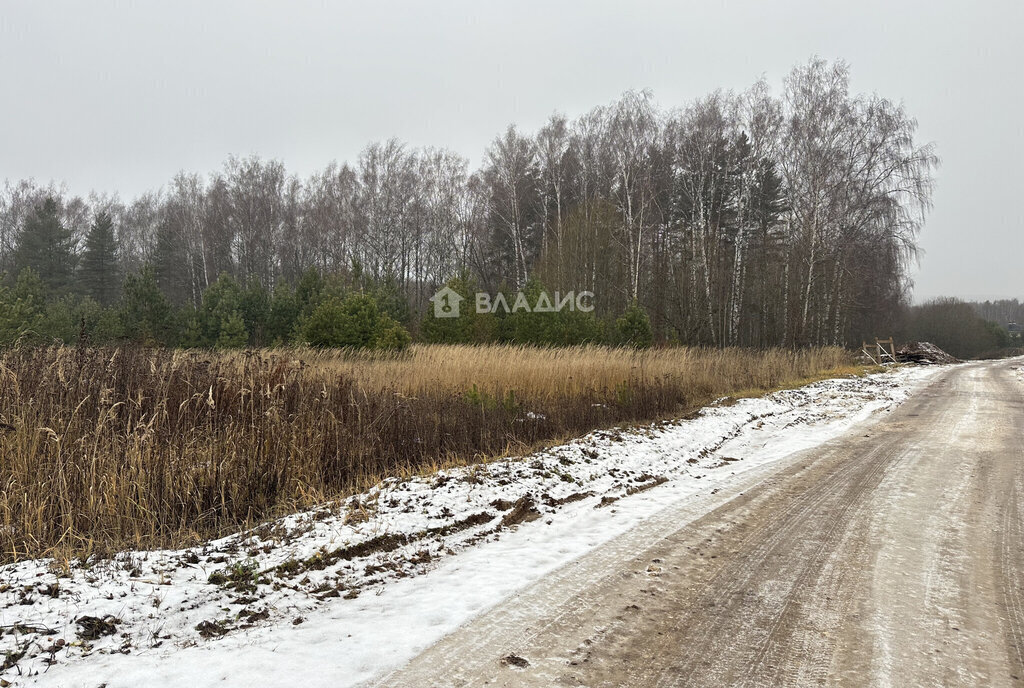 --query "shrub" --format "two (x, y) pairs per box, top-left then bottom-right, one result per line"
(615, 302), (653, 348)
(374, 315), (412, 351)
(498, 280), (602, 346)
(0, 269), (47, 345)
(420, 276), (498, 344)
(119, 267), (177, 346)
(303, 293), (411, 350)
(216, 312), (250, 349)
